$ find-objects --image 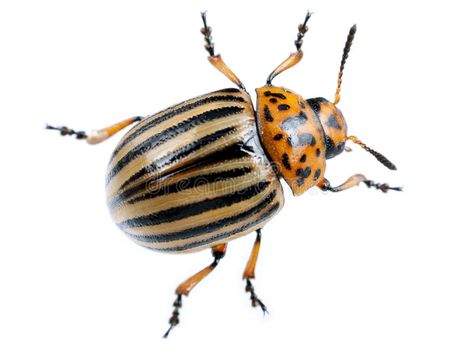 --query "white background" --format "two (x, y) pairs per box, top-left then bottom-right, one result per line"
(1, 0), (472, 354)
